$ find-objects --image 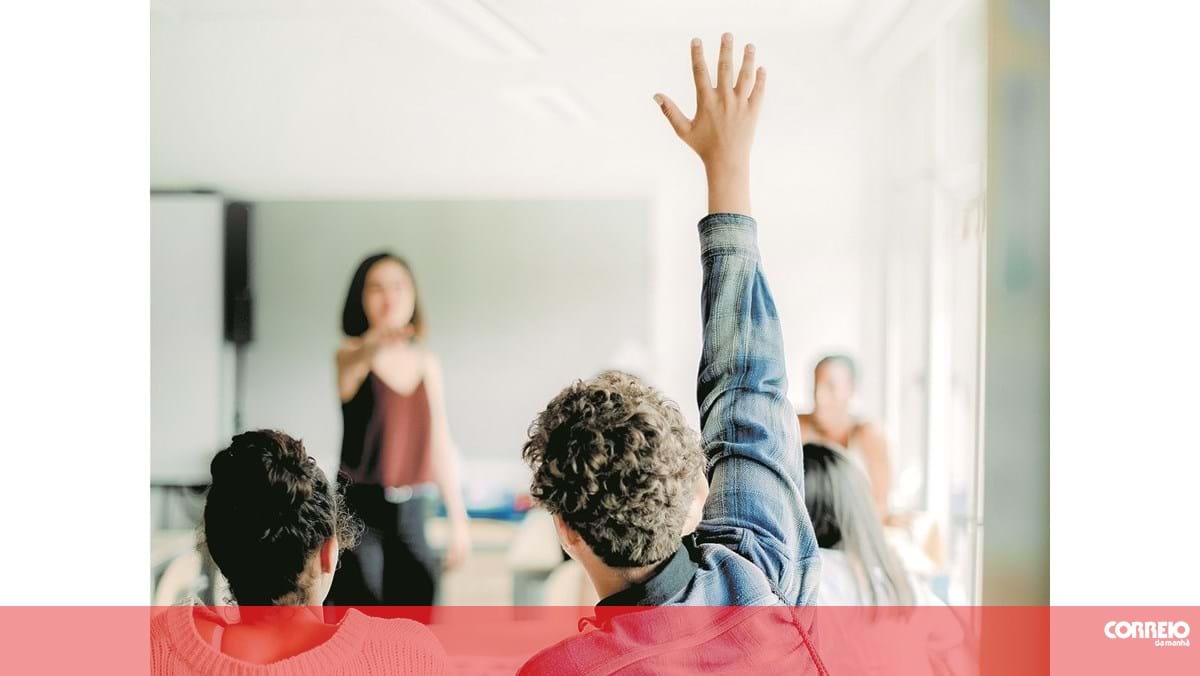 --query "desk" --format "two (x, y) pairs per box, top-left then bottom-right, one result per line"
(427, 517), (518, 605)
